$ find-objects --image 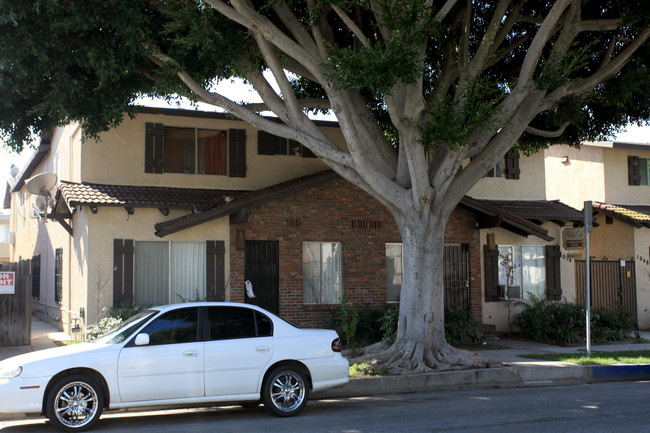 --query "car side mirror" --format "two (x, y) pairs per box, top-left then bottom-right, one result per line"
(134, 333), (150, 346)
